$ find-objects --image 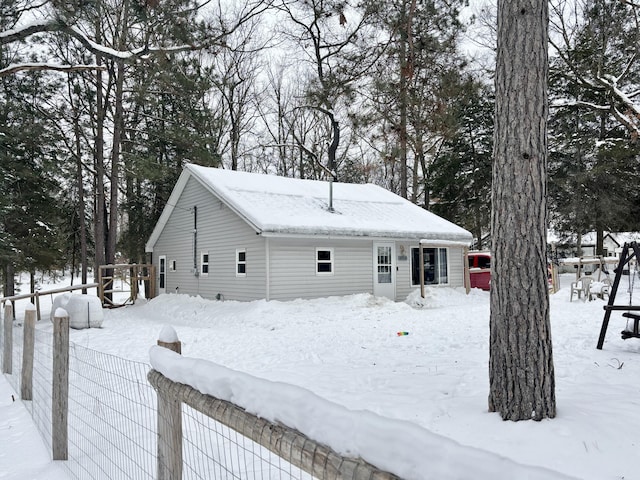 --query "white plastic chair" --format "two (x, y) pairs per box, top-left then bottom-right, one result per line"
(570, 276), (593, 302)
